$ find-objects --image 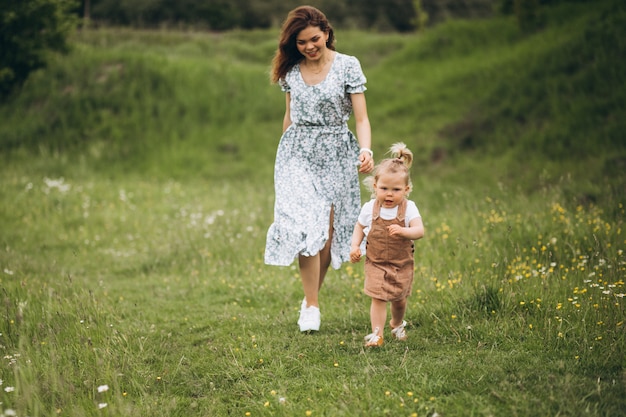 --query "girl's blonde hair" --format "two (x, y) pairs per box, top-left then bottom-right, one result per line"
(364, 142), (414, 197)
